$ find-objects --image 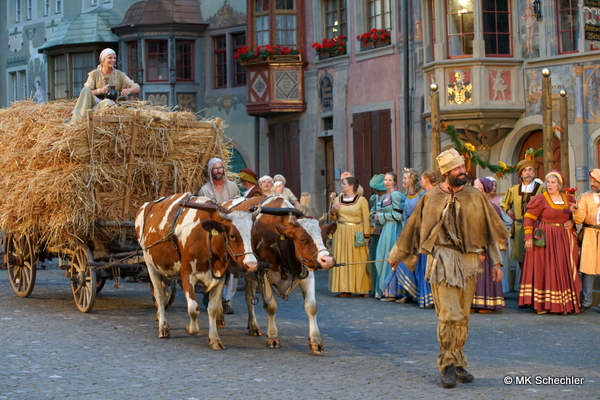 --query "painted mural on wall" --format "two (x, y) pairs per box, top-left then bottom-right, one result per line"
(519, 0), (540, 58)
(525, 69), (542, 115)
(204, 95), (246, 114)
(525, 66), (576, 122)
(488, 67), (512, 102)
(318, 69), (334, 113)
(584, 65), (600, 122)
(205, 0), (246, 28)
